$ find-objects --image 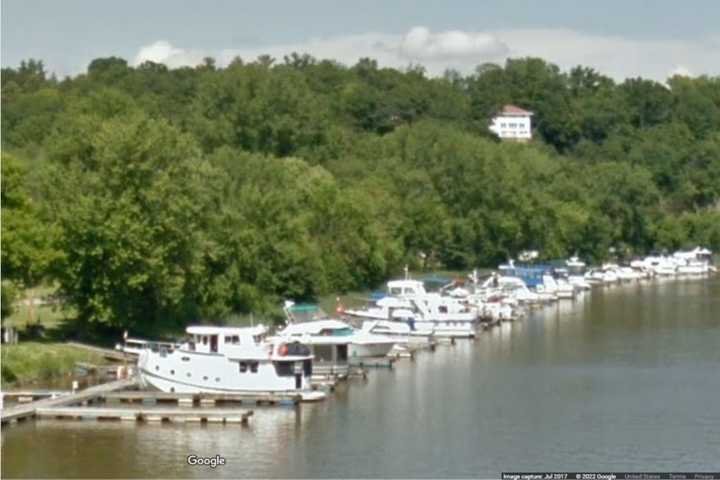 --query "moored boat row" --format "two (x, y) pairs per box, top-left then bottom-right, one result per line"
(123, 246), (715, 402)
